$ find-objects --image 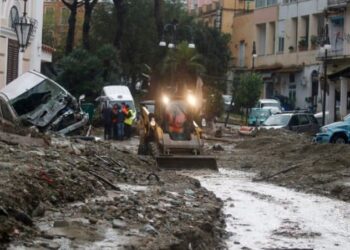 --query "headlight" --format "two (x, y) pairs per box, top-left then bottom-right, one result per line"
(162, 95), (170, 105)
(321, 127), (328, 133)
(187, 94), (197, 106)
